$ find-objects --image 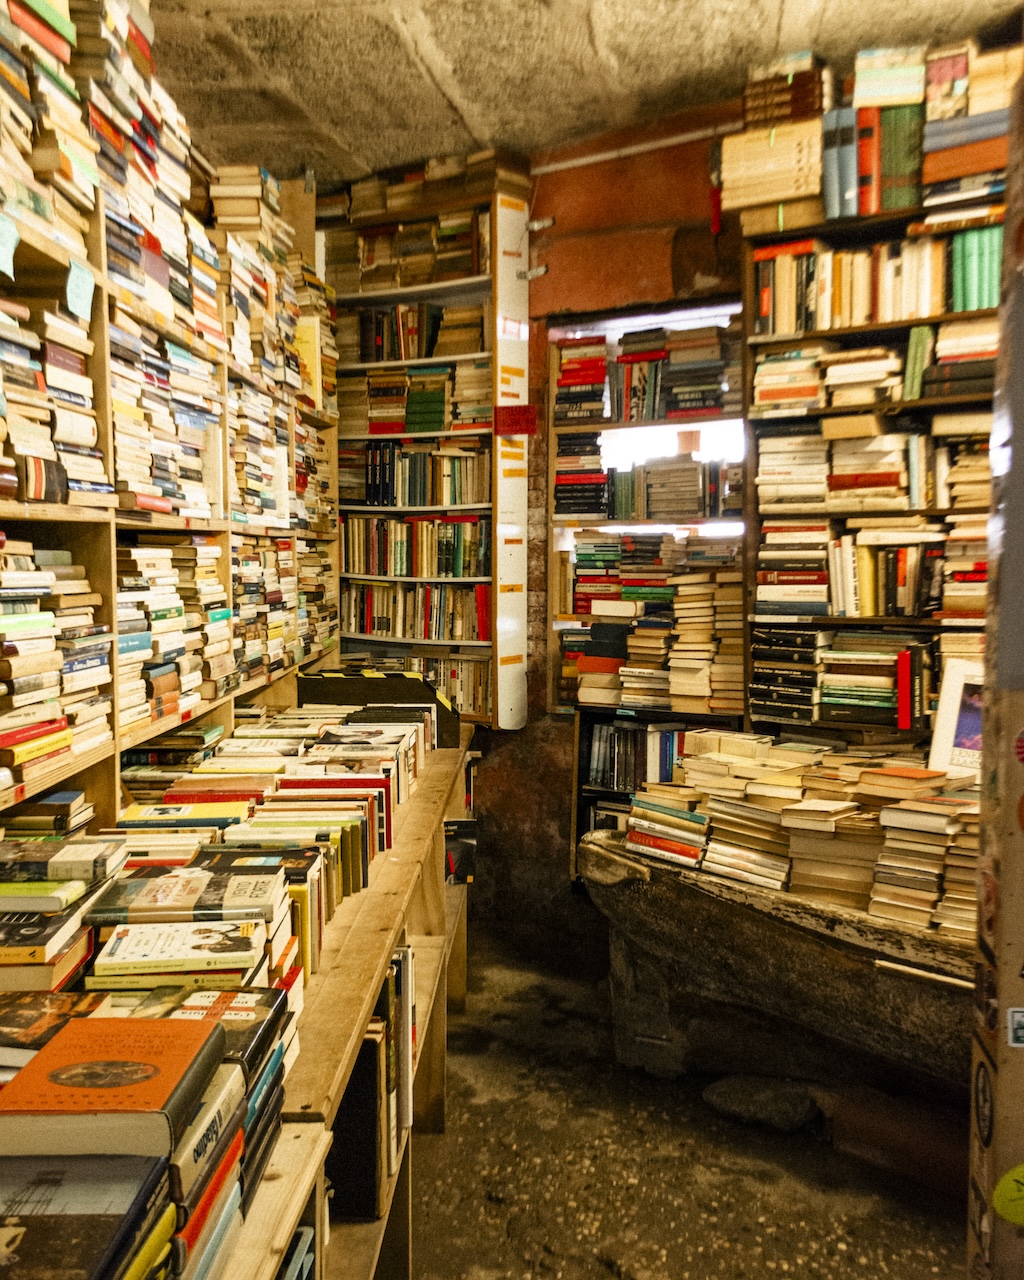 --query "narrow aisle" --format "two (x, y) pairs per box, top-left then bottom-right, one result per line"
(413, 931), (965, 1280)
